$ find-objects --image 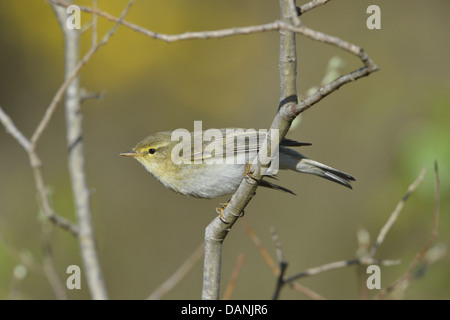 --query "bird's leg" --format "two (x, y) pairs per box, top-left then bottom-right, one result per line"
(216, 201), (246, 224)
(216, 201), (230, 223)
(243, 162), (260, 183)
(216, 163), (258, 224)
